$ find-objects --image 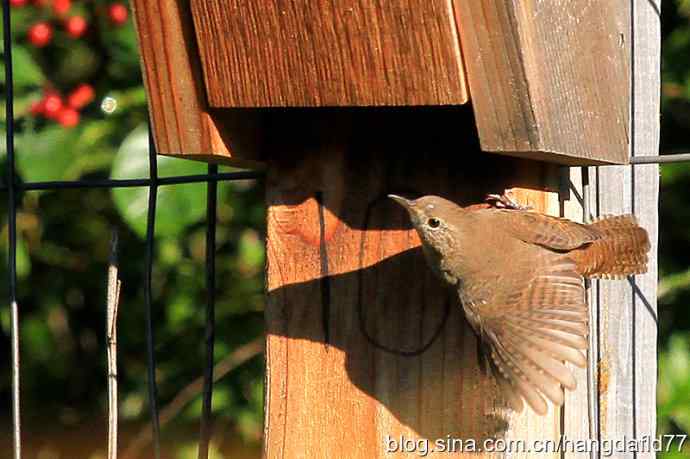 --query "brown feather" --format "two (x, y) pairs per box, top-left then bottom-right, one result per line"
(469, 255), (588, 414)
(490, 348), (549, 415)
(570, 215), (650, 277)
(493, 210), (602, 250)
